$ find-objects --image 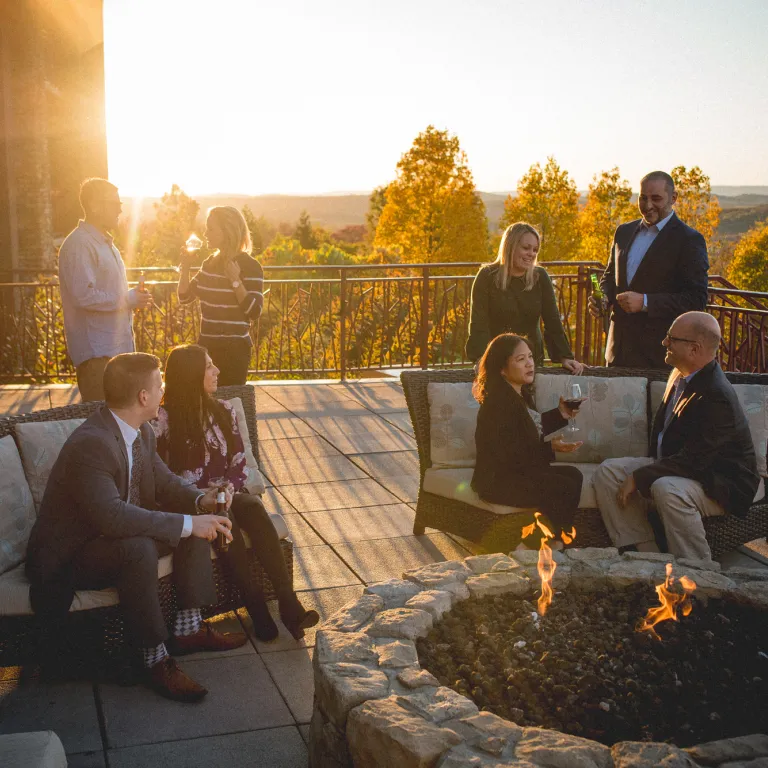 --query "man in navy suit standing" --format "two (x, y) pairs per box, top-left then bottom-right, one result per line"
(589, 171), (709, 368)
